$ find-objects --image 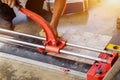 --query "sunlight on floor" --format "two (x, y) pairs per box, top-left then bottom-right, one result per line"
(101, 0), (120, 14)
(106, 0), (120, 6)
